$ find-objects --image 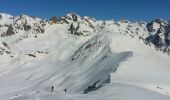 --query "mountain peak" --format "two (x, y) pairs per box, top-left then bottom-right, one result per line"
(65, 13), (82, 22)
(0, 12), (13, 18)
